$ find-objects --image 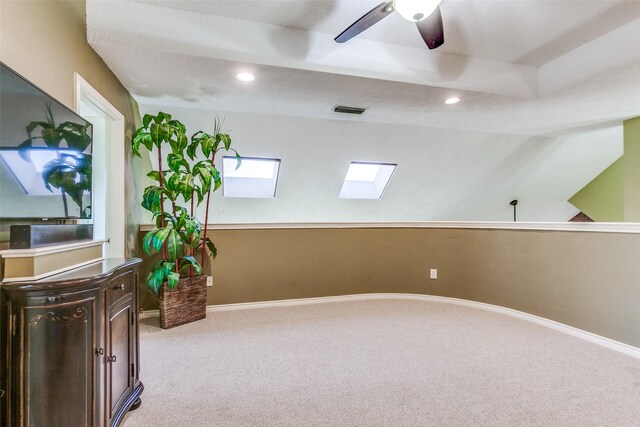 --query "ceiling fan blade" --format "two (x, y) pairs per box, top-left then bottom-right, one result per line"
(335, 1), (394, 43)
(416, 5), (444, 50)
